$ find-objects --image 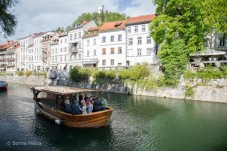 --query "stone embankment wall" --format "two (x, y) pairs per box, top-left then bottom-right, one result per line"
(1, 75), (227, 103)
(0, 75), (47, 85)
